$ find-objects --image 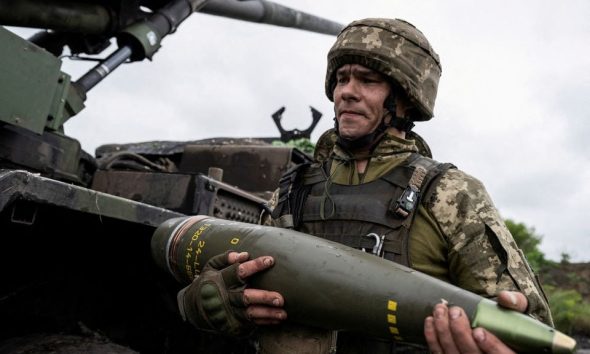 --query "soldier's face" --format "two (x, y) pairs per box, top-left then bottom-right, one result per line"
(334, 64), (391, 141)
